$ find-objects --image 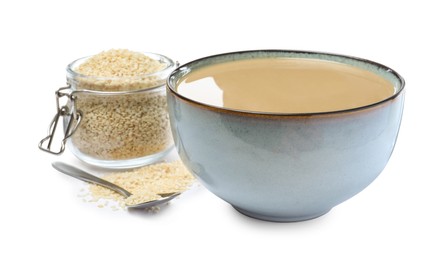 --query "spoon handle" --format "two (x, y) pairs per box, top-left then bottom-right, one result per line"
(52, 162), (132, 198)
